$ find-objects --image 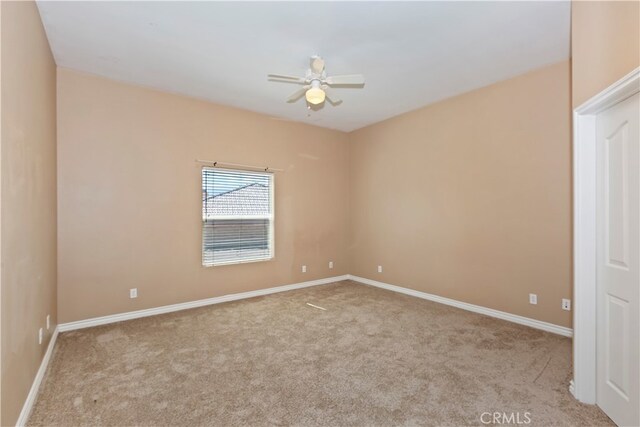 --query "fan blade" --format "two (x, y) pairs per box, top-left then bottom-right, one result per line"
(325, 74), (365, 86)
(268, 74), (306, 83)
(323, 87), (342, 104)
(286, 85), (310, 103)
